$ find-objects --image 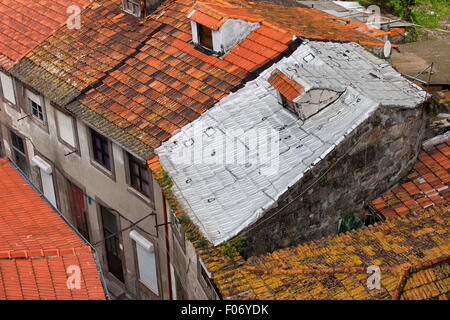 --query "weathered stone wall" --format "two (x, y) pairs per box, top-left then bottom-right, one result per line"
(240, 103), (426, 256)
